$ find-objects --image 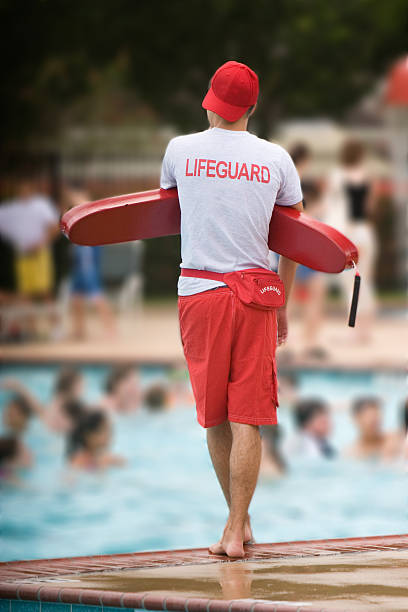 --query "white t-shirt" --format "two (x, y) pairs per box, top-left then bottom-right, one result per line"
(0, 195), (58, 253)
(160, 127), (302, 296)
